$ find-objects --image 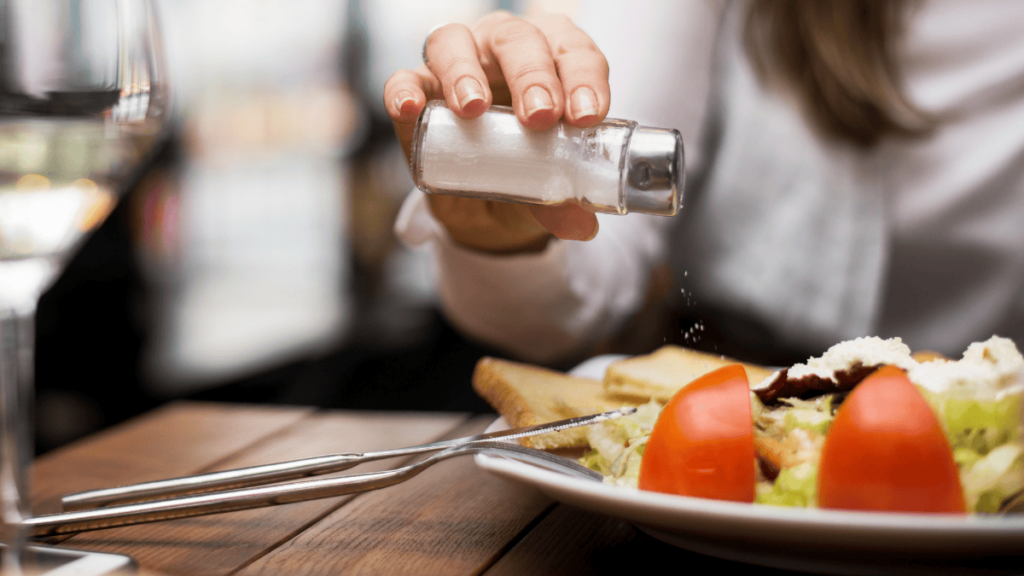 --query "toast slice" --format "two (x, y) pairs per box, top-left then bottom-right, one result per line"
(604, 345), (777, 402)
(471, 357), (640, 449)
